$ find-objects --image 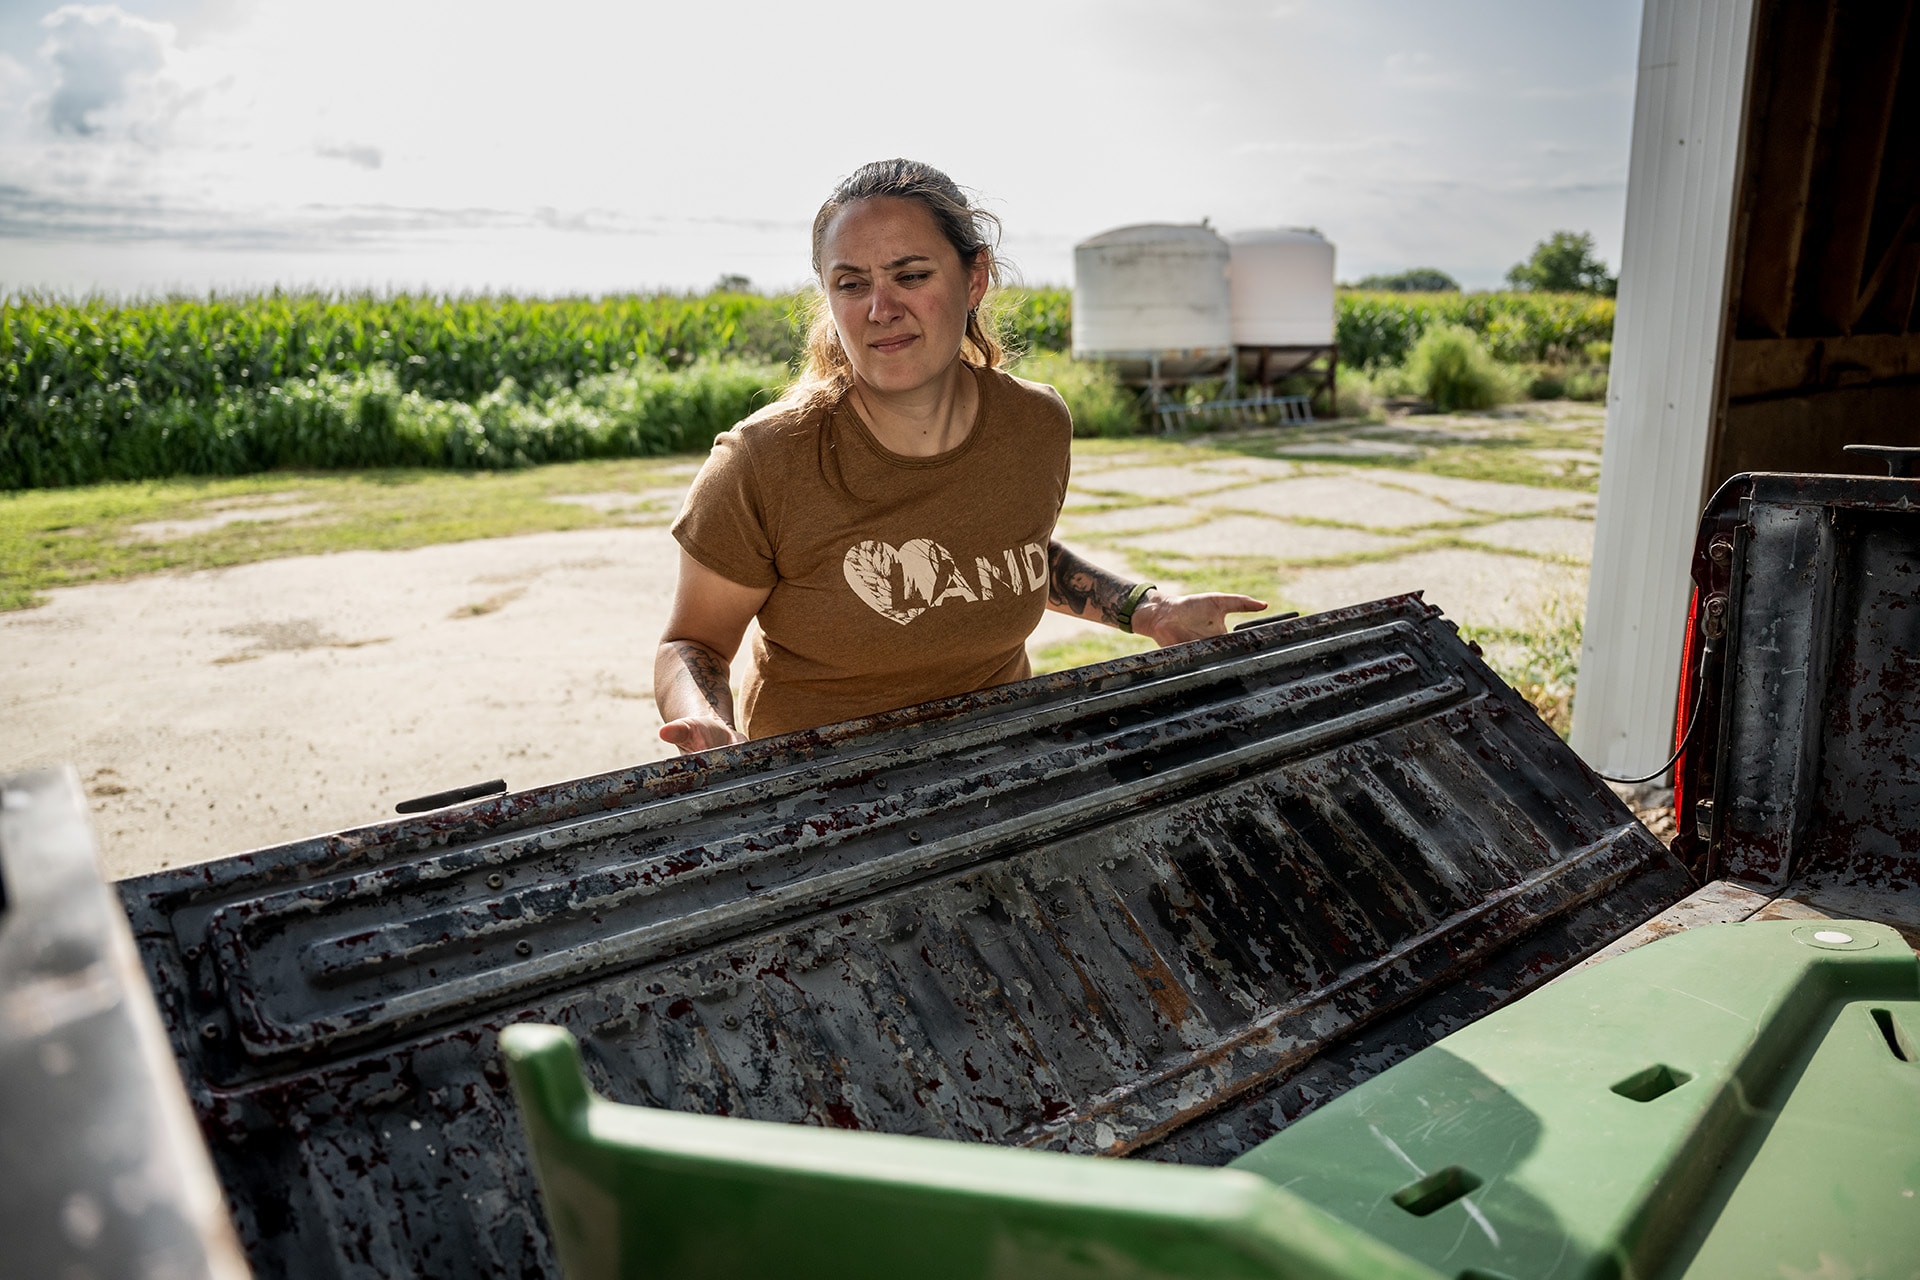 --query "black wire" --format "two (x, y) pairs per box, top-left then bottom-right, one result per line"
(1595, 636), (1717, 787)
